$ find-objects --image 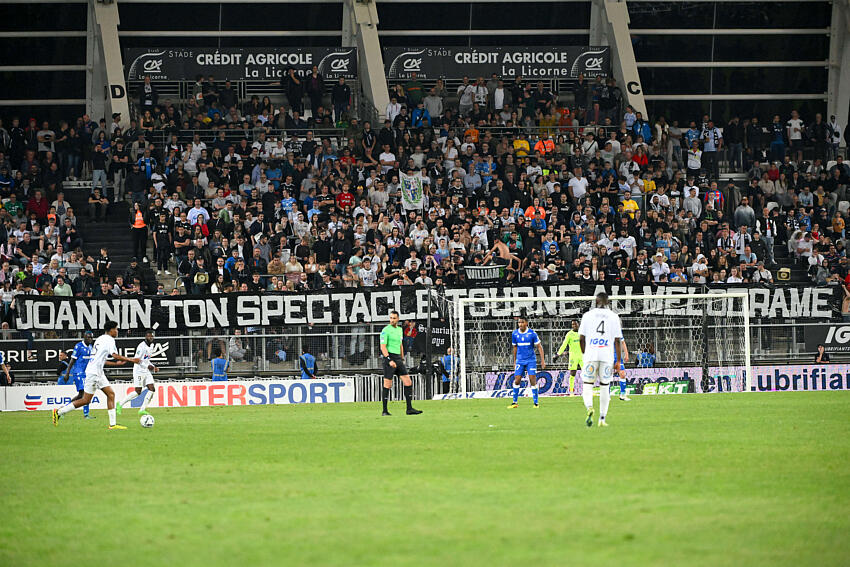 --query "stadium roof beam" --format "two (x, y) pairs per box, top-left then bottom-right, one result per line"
(631, 28), (830, 35)
(16, 0), (823, 2)
(638, 61), (829, 68)
(117, 30), (341, 37)
(0, 31), (86, 38)
(117, 29), (588, 37)
(0, 99), (87, 106)
(828, 0), (850, 142)
(377, 29), (589, 36)
(0, 65), (87, 71)
(644, 94), (828, 101)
